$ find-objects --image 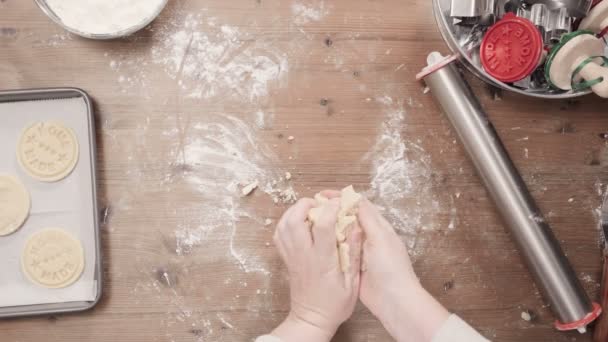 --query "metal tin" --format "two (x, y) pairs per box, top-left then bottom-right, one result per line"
(525, 0), (593, 17)
(0, 88), (102, 318)
(433, 0), (592, 98)
(34, 0), (169, 40)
